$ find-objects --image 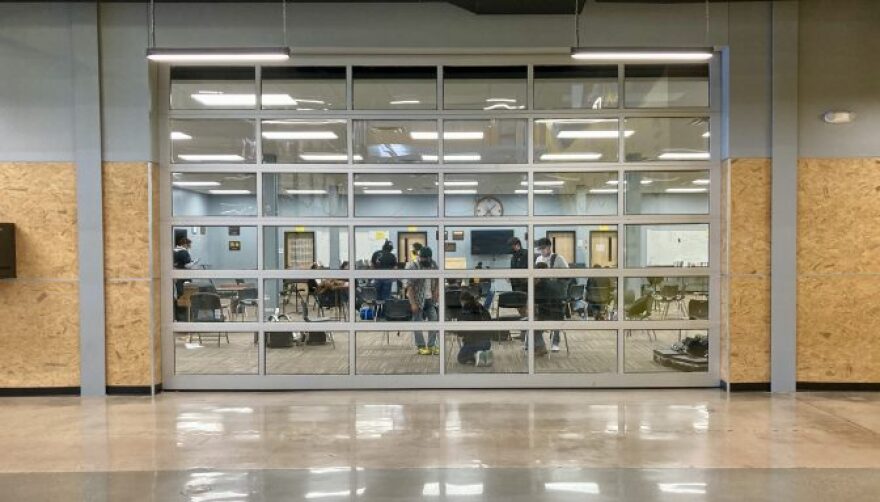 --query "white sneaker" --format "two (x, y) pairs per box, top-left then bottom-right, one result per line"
(484, 350), (494, 367)
(551, 344), (560, 352)
(474, 350), (483, 367)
